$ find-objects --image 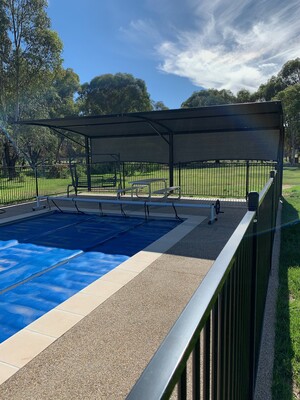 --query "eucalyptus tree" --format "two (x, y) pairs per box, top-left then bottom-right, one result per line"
(3, 0), (62, 120)
(46, 68), (82, 163)
(49, 68), (80, 118)
(181, 88), (237, 108)
(253, 58), (300, 161)
(78, 73), (153, 115)
(0, 0), (63, 173)
(0, 2), (11, 118)
(254, 76), (284, 101)
(279, 58), (300, 87)
(276, 84), (300, 164)
(236, 89), (255, 103)
(254, 58), (300, 101)
(152, 100), (169, 110)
